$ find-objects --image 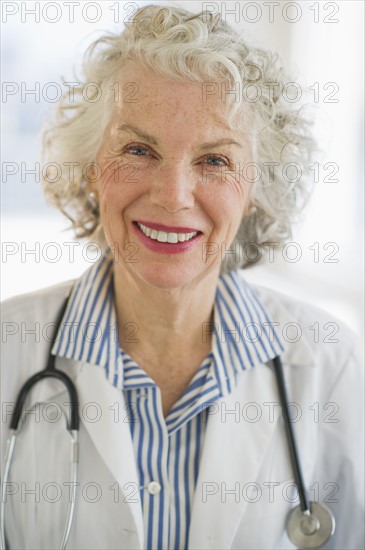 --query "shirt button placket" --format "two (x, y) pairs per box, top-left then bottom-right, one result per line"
(146, 480), (161, 495)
